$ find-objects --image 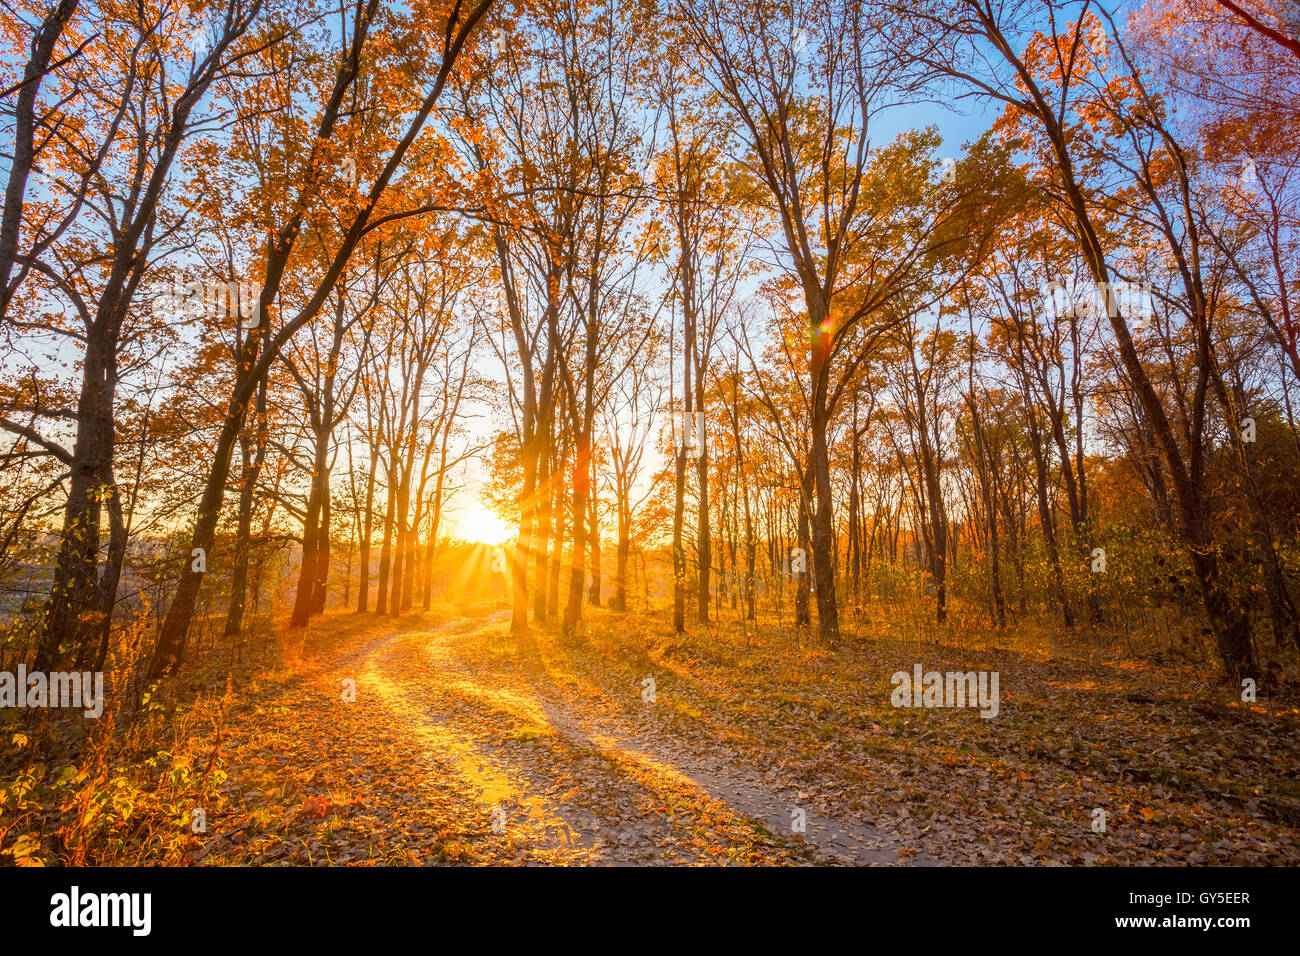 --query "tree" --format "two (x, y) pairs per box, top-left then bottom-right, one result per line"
(148, 0), (493, 678)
